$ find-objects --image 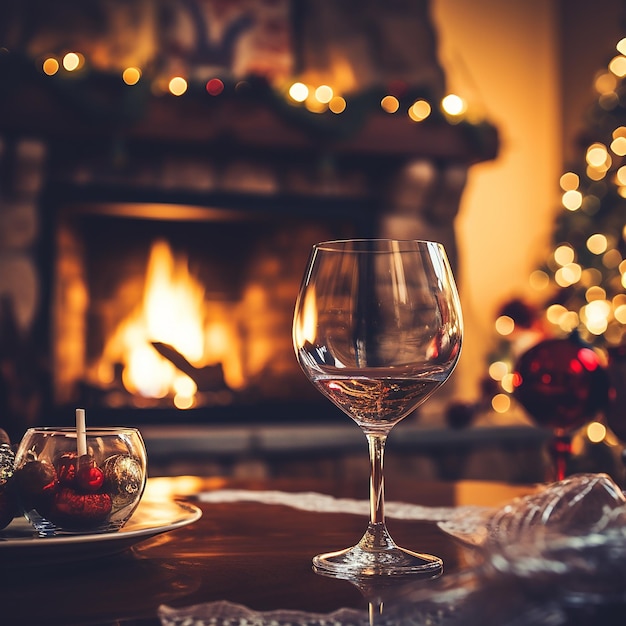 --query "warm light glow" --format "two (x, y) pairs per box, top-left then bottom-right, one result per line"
(586, 421), (607, 443)
(491, 393), (511, 413)
(586, 233), (608, 255)
(122, 67), (141, 85)
(294, 288), (318, 349)
(381, 95), (400, 113)
(617, 38), (626, 55)
(585, 285), (606, 302)
(615, 304), (626, 323)
(42, 57), (59, 75)
(441, 94), (467, 117)
(609, 55), (626, 77)
(168, 76), (188, 96)
(594, 71), (618, 94)
(96, 239), (252, 406)
(408, 99), (431, 122)
(495, 315), (515, 336)
(554, 244), (575, 266)
(581, 300), (611, 335)
(562, 189), (582, 211)
(604, 248), (622, 269)
(501, 373), (516, 394)
(529, 270), (550, 290)
(328, 96), (347, 114)
(546, 303), (568, 324)
(559, 172), (579, 191)
(611, 136), (626, 156)
(288, 82), (309, 102)
(586, 143), (610, 168)
(555, 263), (582, 286)
(315, 85), (333, 104)
(488, 361), (508, 381)
(62, 52), (83, 72)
